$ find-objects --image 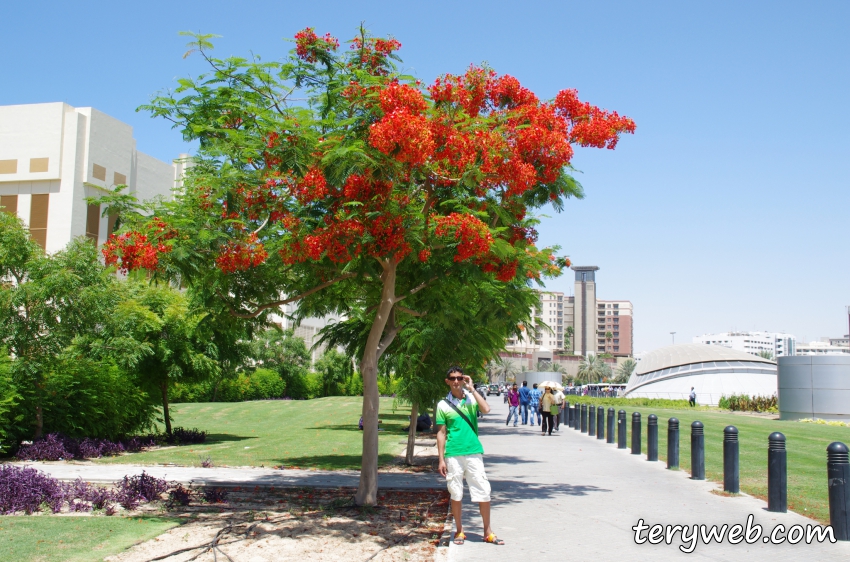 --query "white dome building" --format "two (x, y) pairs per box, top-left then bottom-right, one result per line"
(624, 343), (777, 406)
